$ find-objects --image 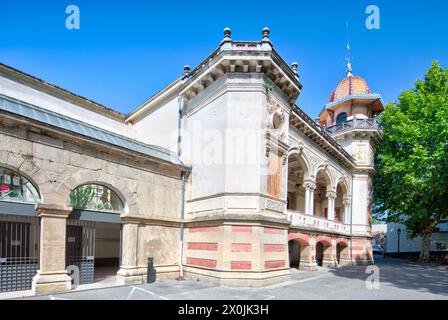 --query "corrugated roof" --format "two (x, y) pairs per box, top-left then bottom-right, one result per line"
(0, 95), (186, 167)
